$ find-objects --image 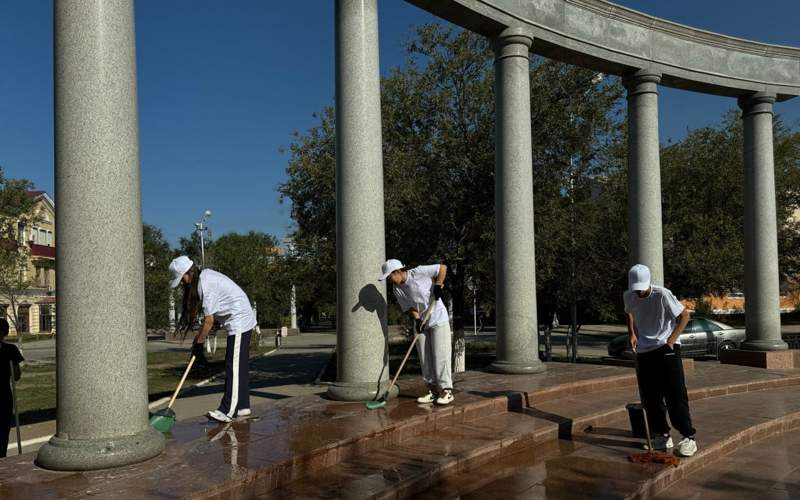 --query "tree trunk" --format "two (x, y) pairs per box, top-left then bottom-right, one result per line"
(450, 264), (466, 373)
